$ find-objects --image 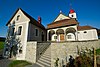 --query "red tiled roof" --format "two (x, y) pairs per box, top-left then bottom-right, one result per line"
(47, 19), (79, 29)
(77, 26), (95, 31)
